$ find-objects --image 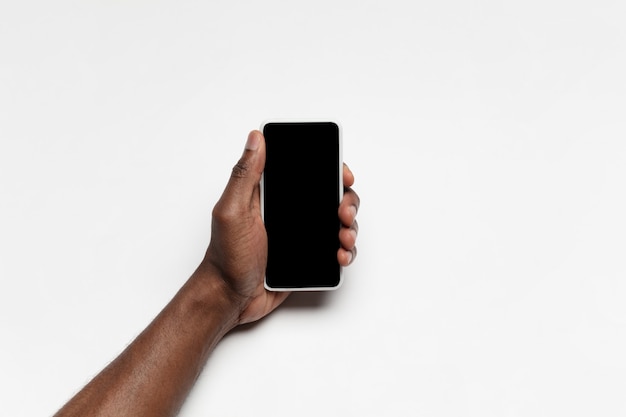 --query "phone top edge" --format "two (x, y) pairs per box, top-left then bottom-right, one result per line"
(260, 119), (342, 131)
